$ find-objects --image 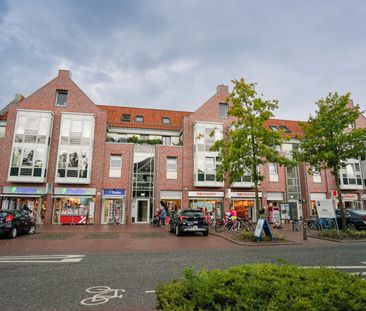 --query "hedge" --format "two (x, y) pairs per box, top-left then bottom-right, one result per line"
(320, 229), (366, 239)
(156, 264), (366, 311)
